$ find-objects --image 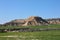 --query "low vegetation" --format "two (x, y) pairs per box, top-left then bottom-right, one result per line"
(0, 24), (60, 29)
(0, 24), (60, 40)
(0, 30), (60, 40)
